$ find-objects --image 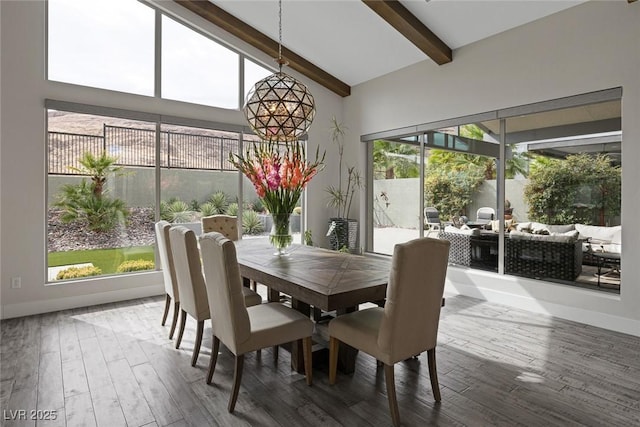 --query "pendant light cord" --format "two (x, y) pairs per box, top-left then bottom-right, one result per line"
(278, 0), (283, 72)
